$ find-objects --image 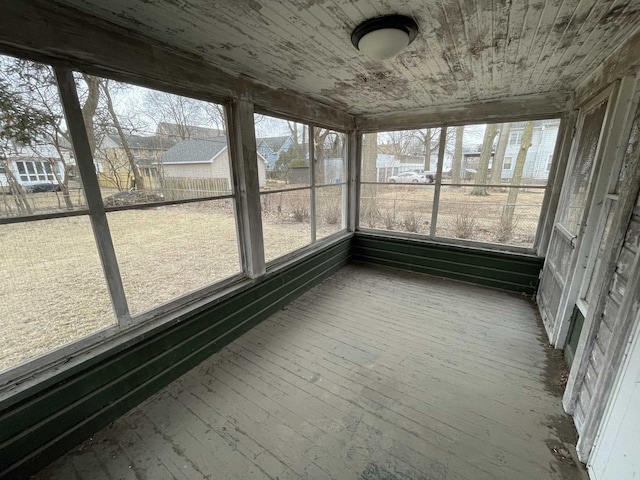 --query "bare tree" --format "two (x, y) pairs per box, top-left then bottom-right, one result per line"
(500, 121), (534, 237)
(146, 90), (207, 140)
(99, 79), (145, 190)
(362, 132), (378, 183)
(1, 60), (85, 211)
(471, 123), (499, 196)
(491, 123), (511, 186)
